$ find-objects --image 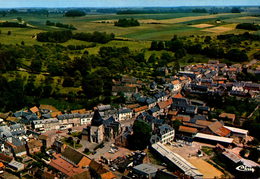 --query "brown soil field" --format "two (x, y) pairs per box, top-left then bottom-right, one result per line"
(191, 23), (215, 28)
(202, 26), (234, 33)
(188, 157), (224, 178)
